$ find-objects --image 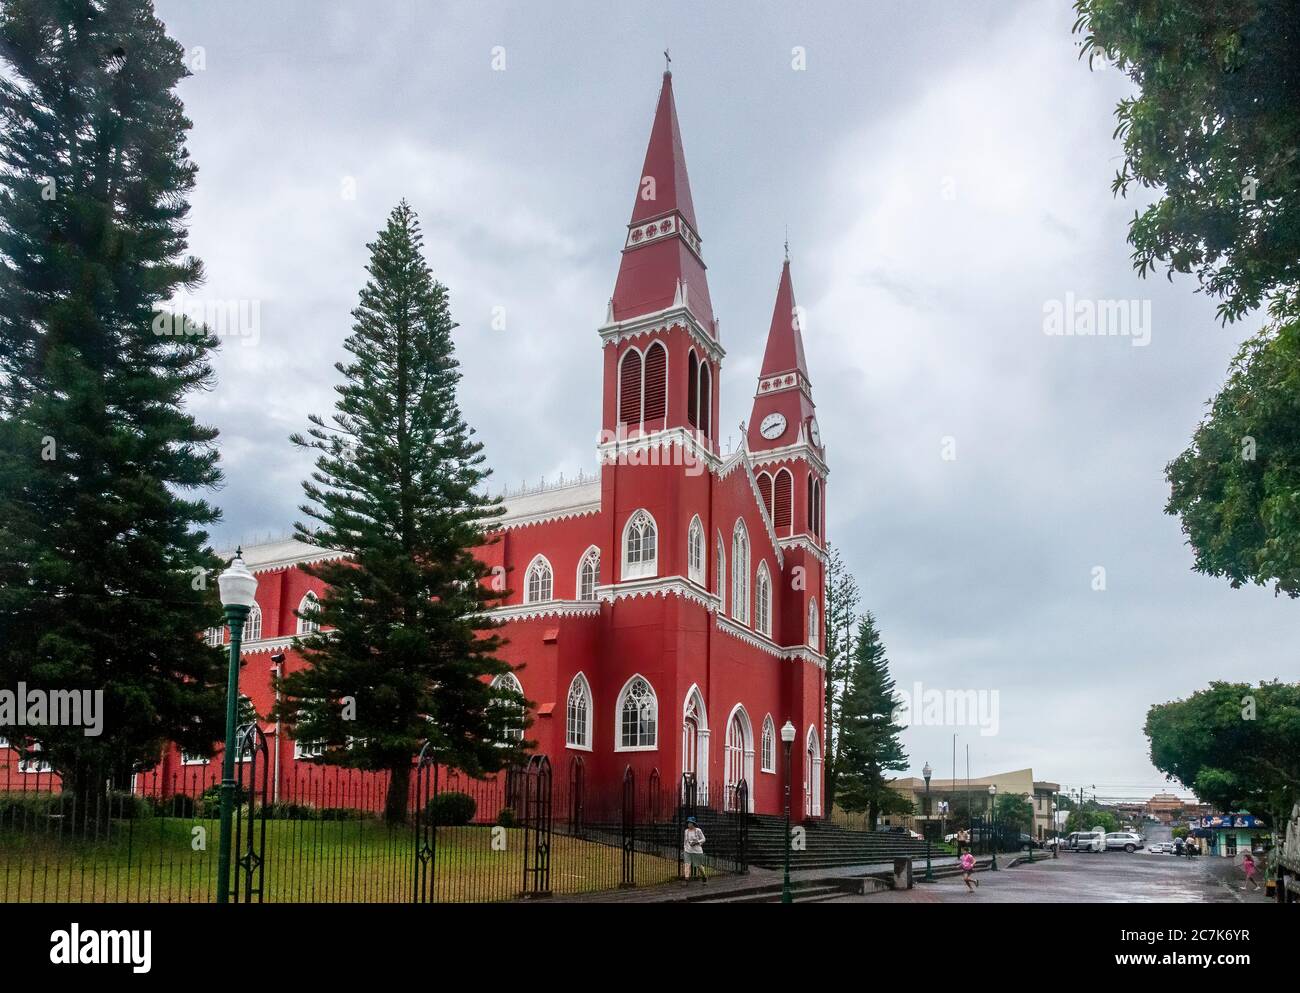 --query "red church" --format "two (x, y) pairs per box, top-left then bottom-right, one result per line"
(170, 70), (828, 819)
